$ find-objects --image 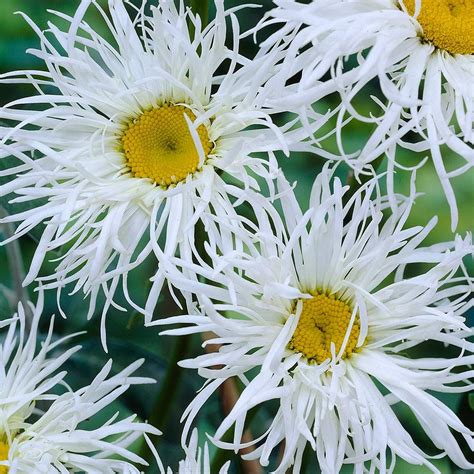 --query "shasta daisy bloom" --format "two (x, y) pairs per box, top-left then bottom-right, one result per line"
(266, 0), (474, 229)
(0, 0), (302, 340)
(0, 292), (159, 473)
(157, 168), (474, 473)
